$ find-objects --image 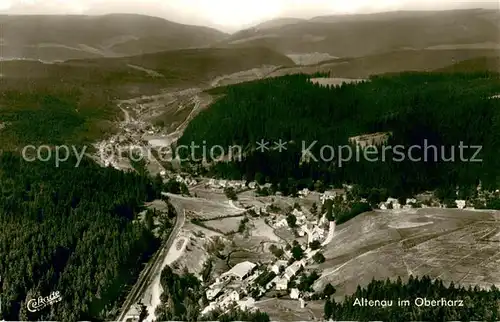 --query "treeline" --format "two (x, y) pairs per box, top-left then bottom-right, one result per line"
(179, 72), (500, 197)
(324, 275), (500, 321)
(0, 152), (166, 321)
(155, 265), (270, 322)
